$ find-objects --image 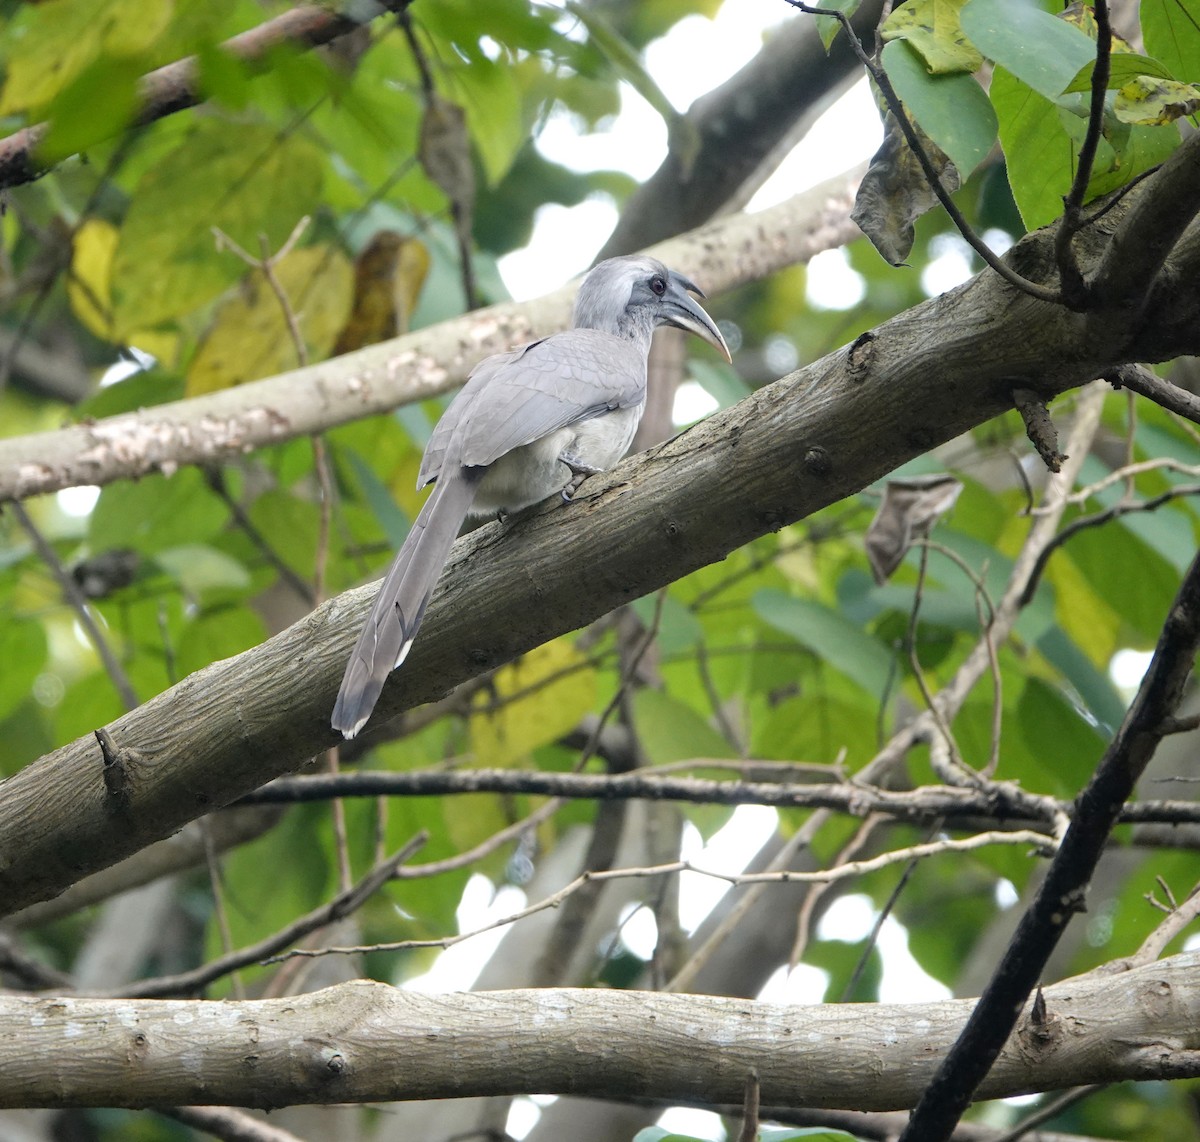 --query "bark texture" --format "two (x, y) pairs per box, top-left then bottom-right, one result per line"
(2, 953), (1198, 1109)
